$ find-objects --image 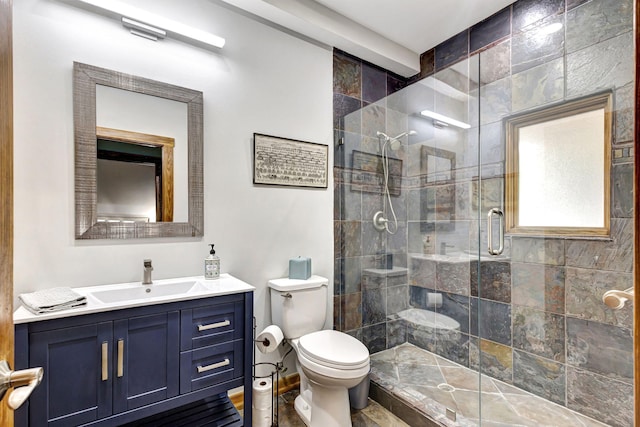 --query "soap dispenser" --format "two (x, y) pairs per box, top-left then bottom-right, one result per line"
(205, 244), (220, 280)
